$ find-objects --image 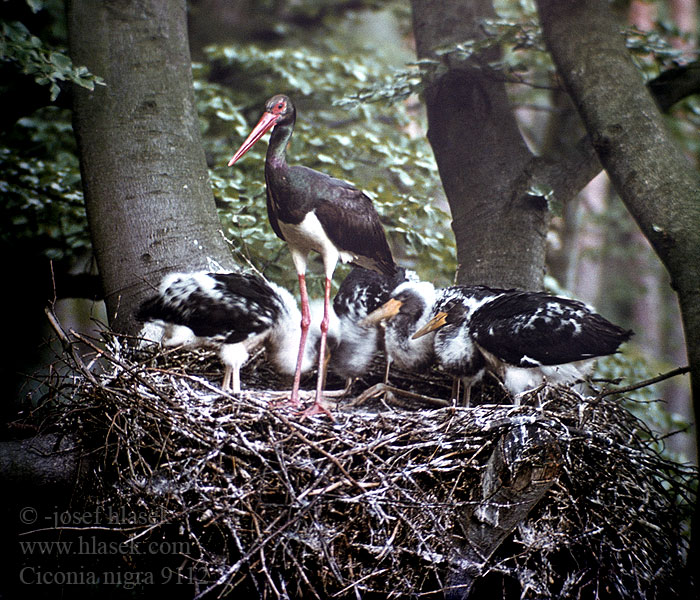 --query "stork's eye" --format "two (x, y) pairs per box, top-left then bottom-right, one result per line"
(275, 101), (285, 112)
